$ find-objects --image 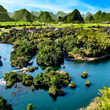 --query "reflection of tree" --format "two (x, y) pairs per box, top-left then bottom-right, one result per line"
(49, 94), (57, 101)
